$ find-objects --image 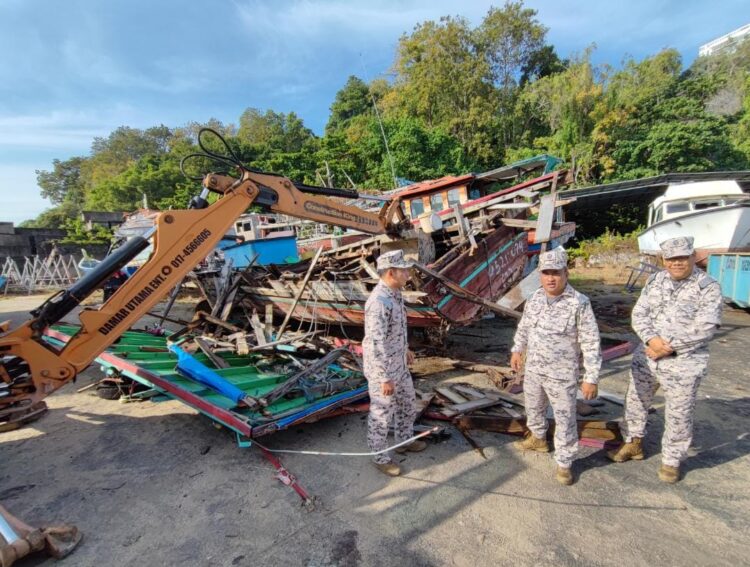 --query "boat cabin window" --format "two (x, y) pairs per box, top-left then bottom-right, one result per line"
(447, 189), (461, 207)
(692, 200), (721, 210)
(430, 193), (444, 212)
(468, 186), (481, 200)
(409, 198), (424, 219)
(653, 207), (663, 223)
(665, 202), (690, 214)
